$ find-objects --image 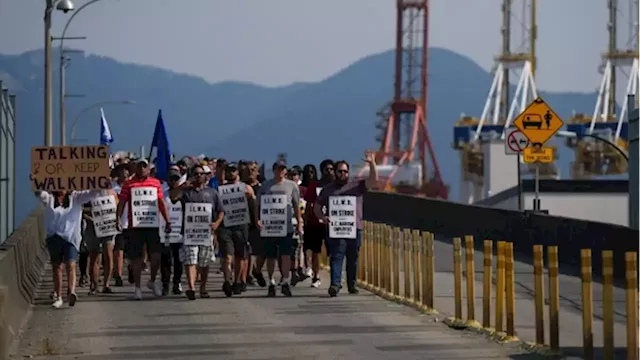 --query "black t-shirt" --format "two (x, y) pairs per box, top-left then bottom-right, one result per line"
(248, 182), (261, 230)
